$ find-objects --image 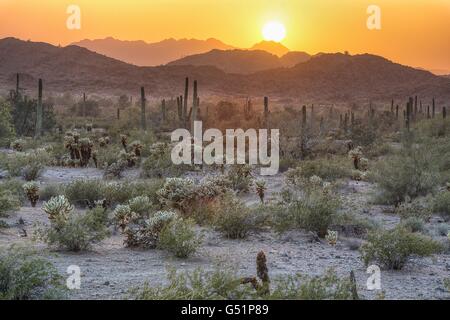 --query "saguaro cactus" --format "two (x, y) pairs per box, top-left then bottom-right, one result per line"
(302, 105), (307, 127)
(406, 100), (411, 131)
(140, 87), (146, 131)
(35, 79), (43, 138)
(161, 99), (166, 123)
(264, 97), (269, 127)
(191, 80), (198, 133)
(83, 92), (86, 118)
(443, 107), (447, 119)
(183, 77), (189, 126)
(432, 98), (436, 118)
